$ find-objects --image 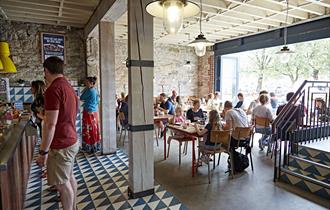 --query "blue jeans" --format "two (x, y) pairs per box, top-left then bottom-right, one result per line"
(255, 127), (271, 145)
